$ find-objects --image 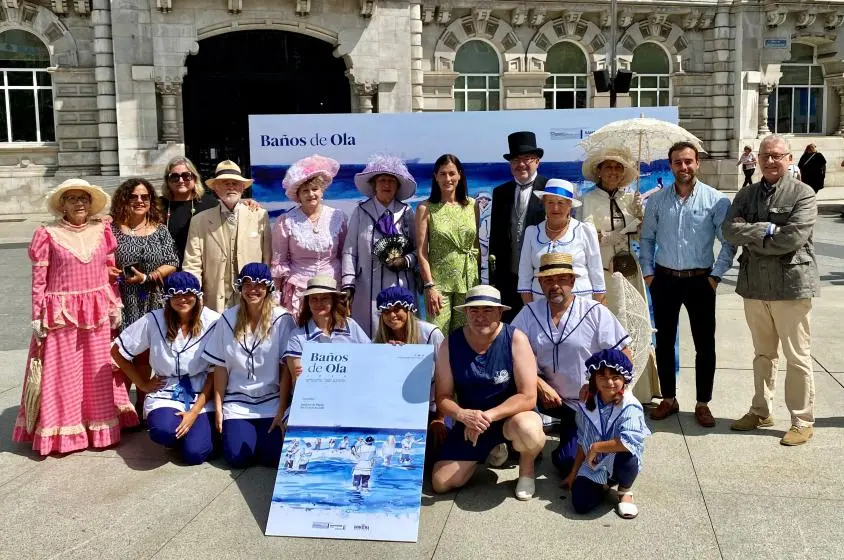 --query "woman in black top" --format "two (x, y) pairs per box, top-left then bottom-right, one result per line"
(160, 157), (218, 265)
(797, 144), (827, 193)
